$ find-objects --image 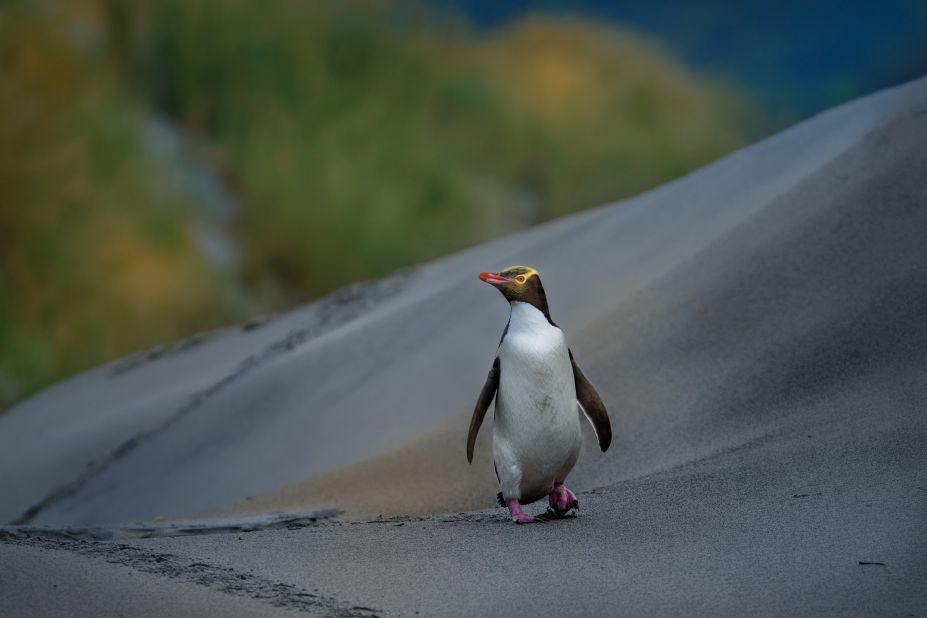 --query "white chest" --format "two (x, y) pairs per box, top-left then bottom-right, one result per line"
(496, 303), (575, 415)
(492, 302), (582, 501)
